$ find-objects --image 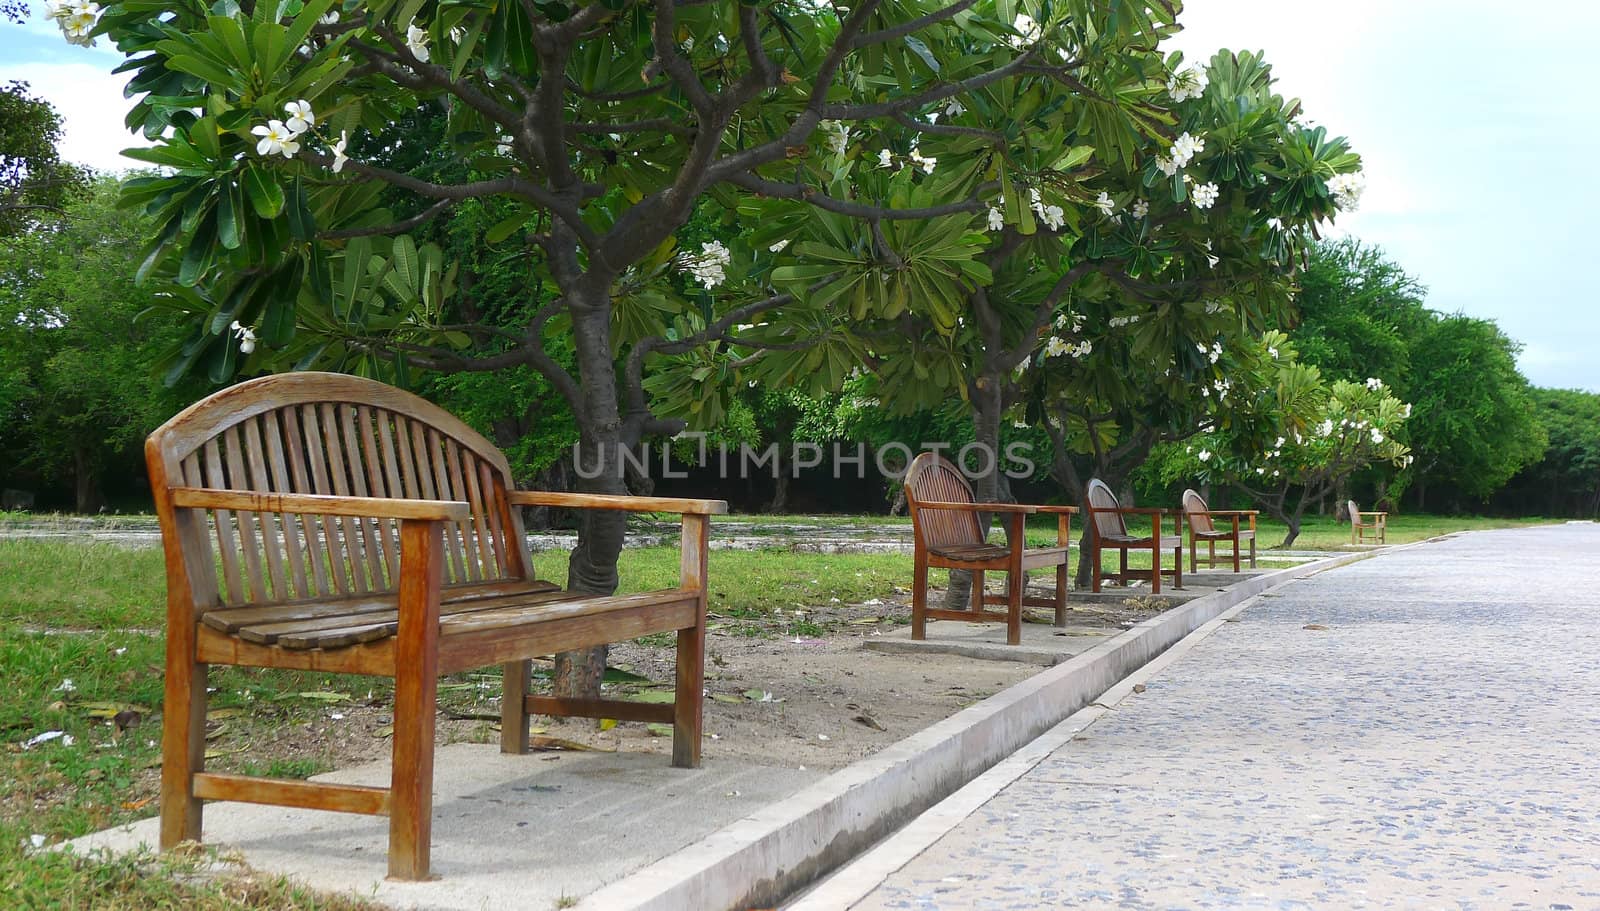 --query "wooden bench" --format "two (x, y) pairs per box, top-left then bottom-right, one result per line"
(145, 372), (726, 880)
(903, 453), (1075, 646)
(1348, 499), (1387, 545)
(1181, 488), (1257, 572)
(1085, 478), (1182, 594)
